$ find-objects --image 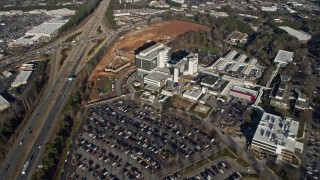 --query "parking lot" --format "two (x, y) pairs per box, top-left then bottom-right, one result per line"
(302, 125), (320, 180)
(0, 13), (50, 51)
(182, 157), (241, 180)
(65, 99), (221, 180)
